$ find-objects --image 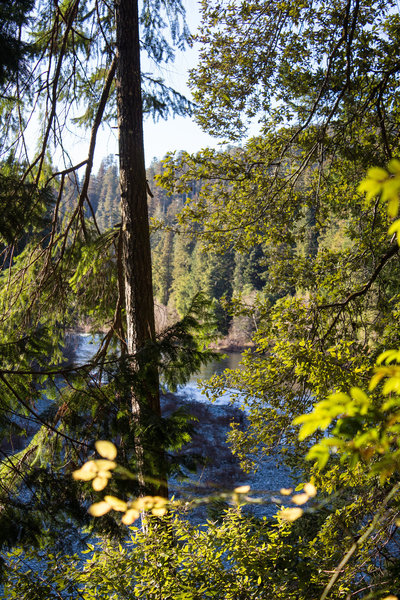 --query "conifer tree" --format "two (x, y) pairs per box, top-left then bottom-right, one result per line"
(115, 0), (166, 495)
(152, 229), (174, 306)
(0, 0), (198, 555)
